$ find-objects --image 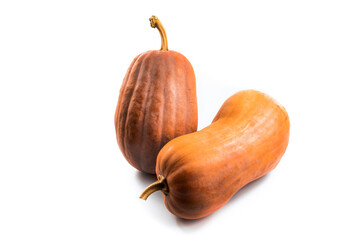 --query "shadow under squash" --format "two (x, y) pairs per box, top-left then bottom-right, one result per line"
(135, 171), (157, 186)
(136, 171), (271, 228)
